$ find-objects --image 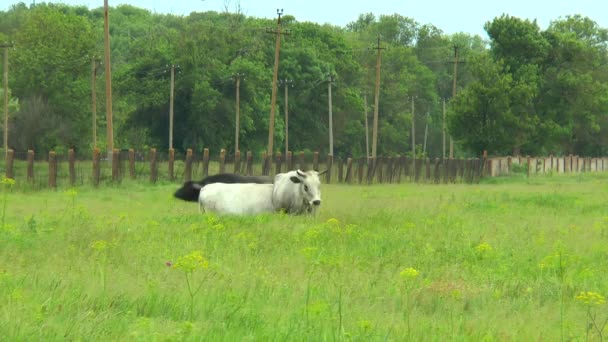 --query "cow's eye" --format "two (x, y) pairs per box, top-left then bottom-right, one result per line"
(304, 185), (309, 192)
